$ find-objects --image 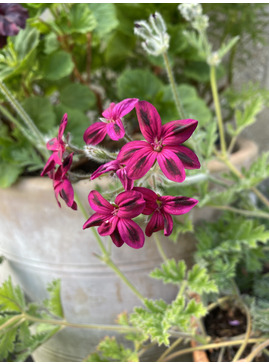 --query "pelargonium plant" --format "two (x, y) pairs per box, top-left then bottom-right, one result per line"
(41, 98), (200, 249)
